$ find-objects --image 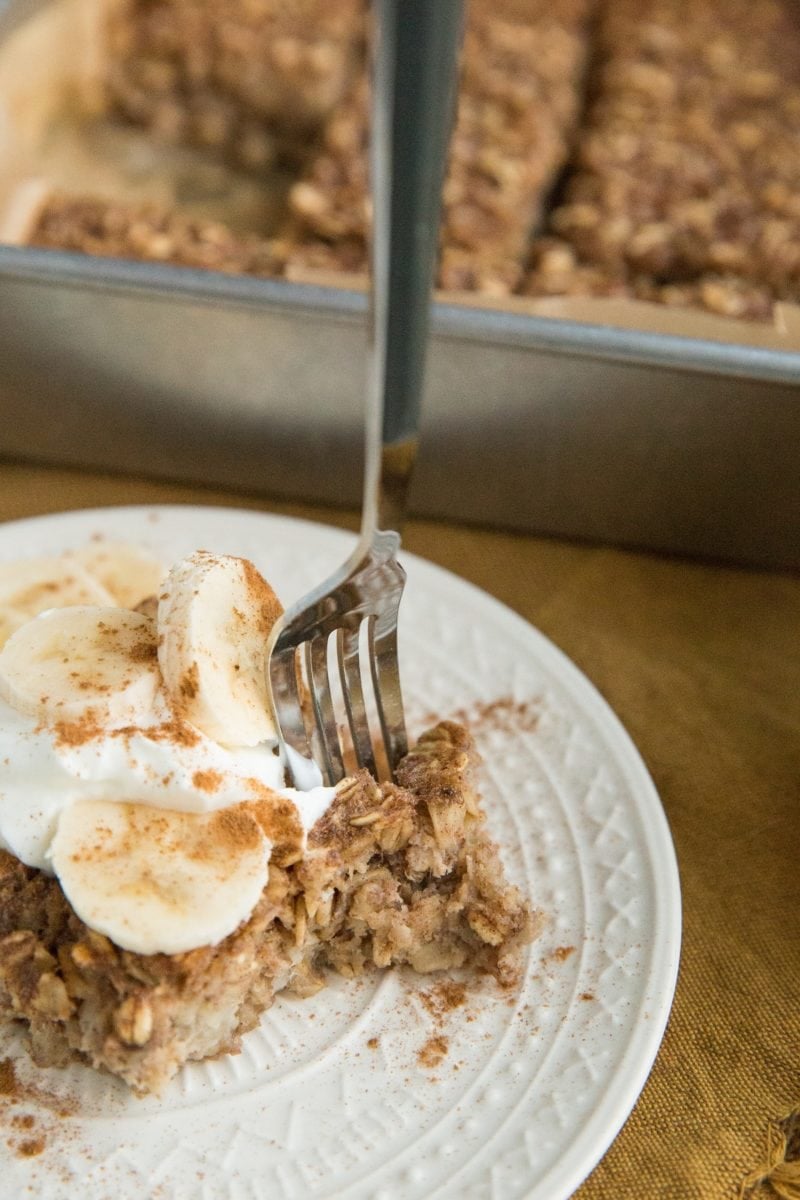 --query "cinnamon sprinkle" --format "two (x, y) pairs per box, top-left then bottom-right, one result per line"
(417, 1035), (449, 1069)
(128, 640), (158, 664)
(112, 719), (201, 748)
(0, 1058), (75, 1117)
(179, 664), (199, 701)
(192, 769), (223, 793)
(0, 1053), (78, 1158)
(239, 557), (283, 636)
(419, 979), (468, 1021)
(418, 696), (541, 736)
(17, 1137), (45, 1157)
(52, 713), (103, 748)
(244, 784), (303, 864)
(0, 1060), (17, 1096)
(201, 807), (264, 860)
